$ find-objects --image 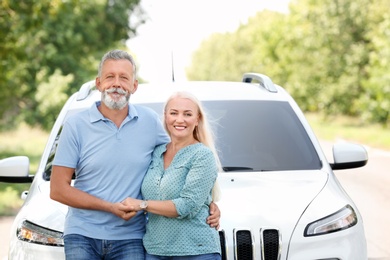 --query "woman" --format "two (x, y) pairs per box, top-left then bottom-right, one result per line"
(125, 91), (221, 260)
